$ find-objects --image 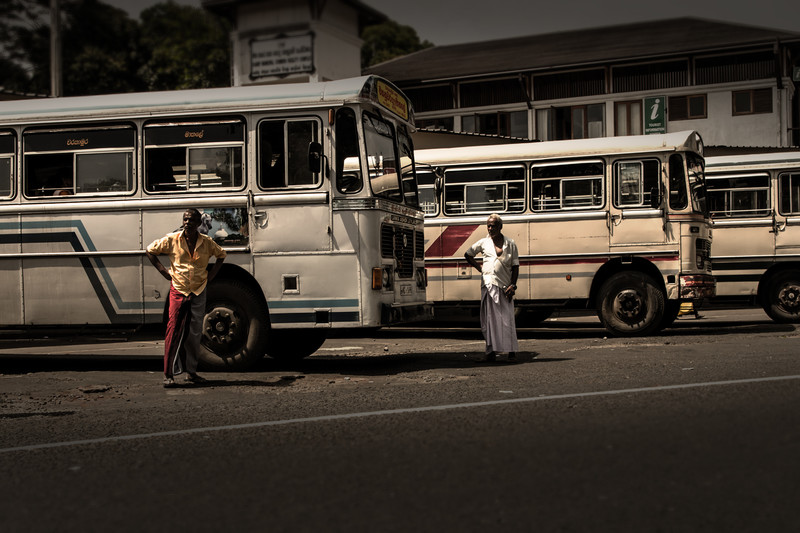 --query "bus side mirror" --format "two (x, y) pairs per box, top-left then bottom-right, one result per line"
(308, 142), (323, 174)
(650, 187), (662, 209)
